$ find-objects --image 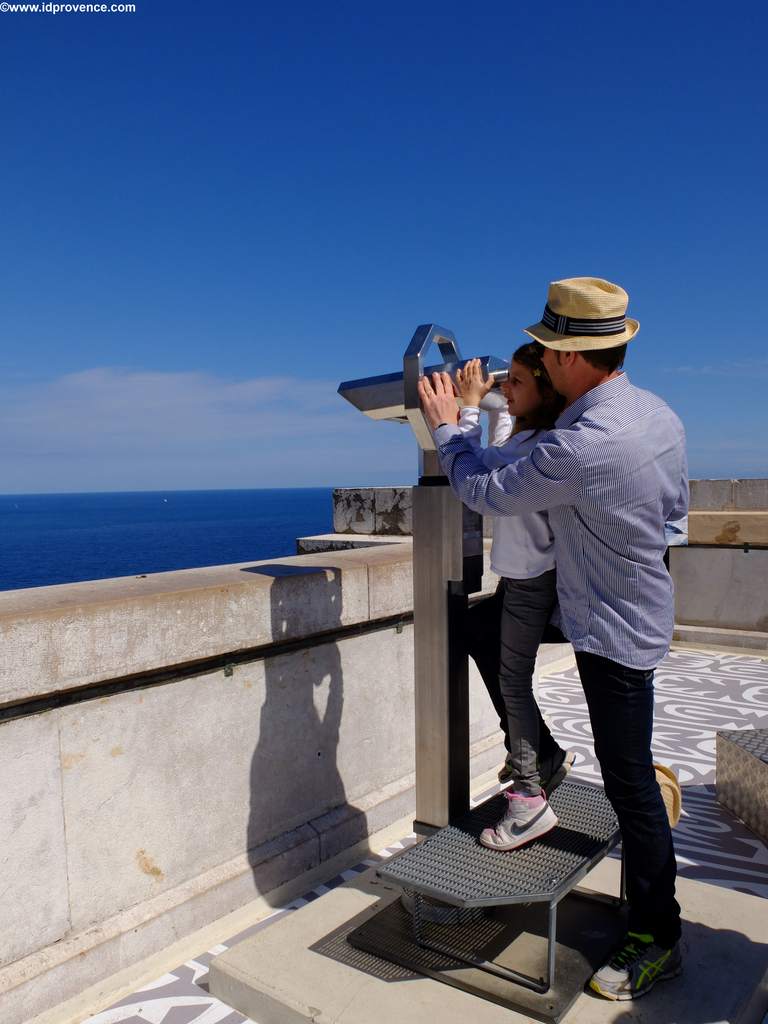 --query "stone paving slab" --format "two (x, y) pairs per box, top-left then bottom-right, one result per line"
(209, 859), (768, 1024)
(77, 648), (768, 1024)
